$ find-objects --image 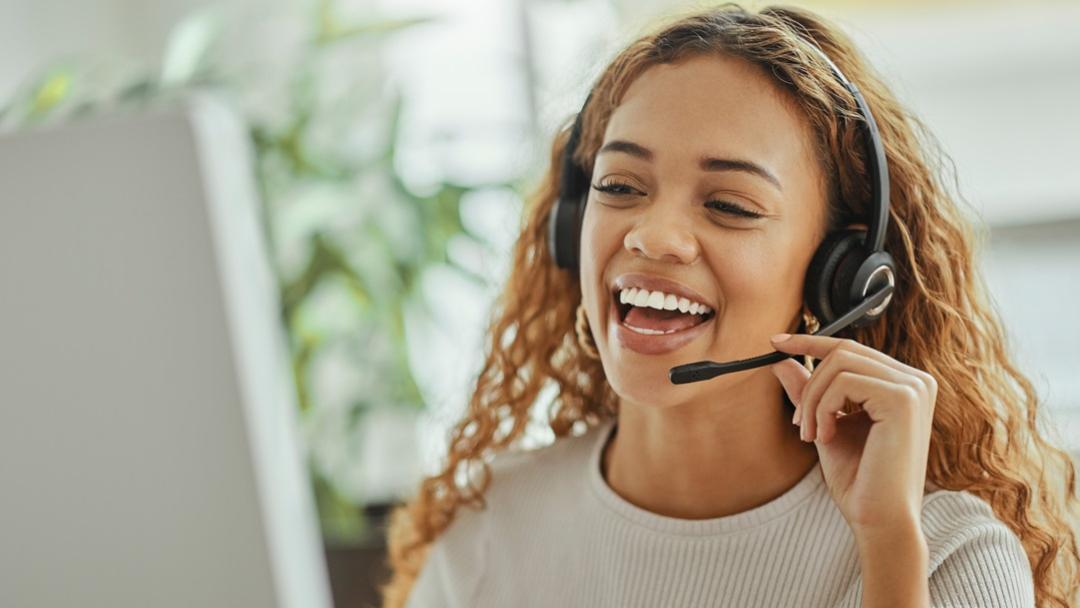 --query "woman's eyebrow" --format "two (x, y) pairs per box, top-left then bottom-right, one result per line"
(597, 139), (784, 193)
